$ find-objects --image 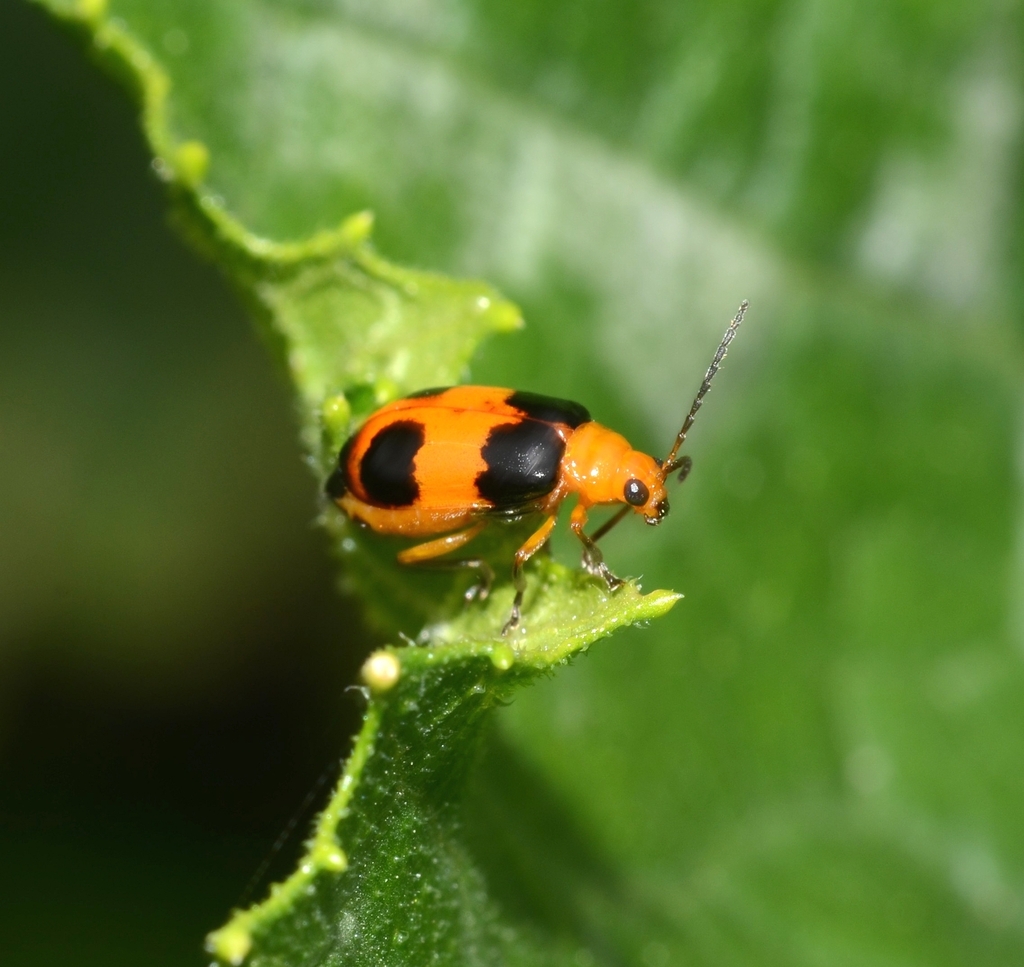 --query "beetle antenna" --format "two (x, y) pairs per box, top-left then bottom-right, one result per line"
(660, 300), (747, 478)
